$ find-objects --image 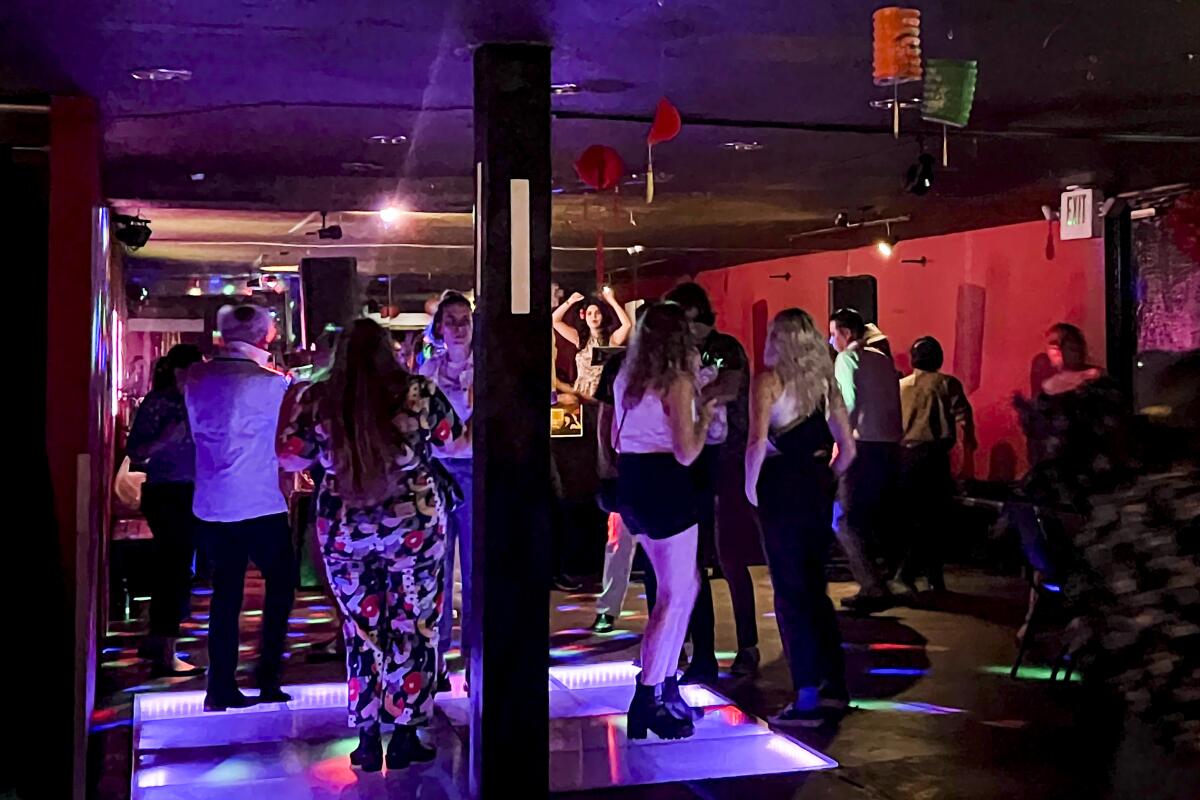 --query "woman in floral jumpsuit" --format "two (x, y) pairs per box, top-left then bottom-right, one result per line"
(278, 319), (463, 772)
